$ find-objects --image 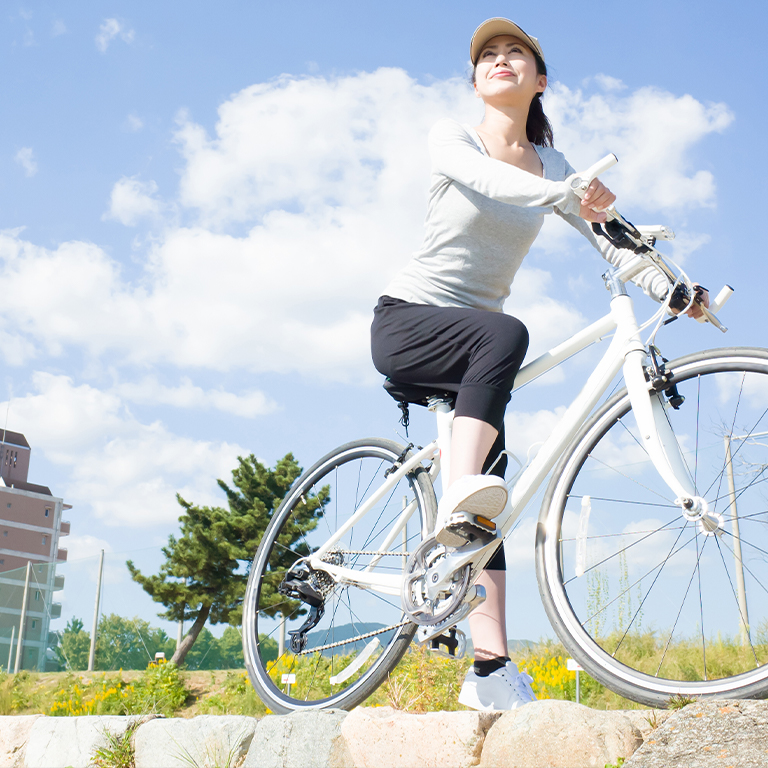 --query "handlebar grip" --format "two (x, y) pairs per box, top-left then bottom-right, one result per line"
(695, 285), (734, 326)
(710, 285), (734, 314)
(570, 154), (618, 198)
